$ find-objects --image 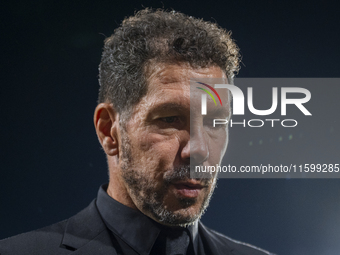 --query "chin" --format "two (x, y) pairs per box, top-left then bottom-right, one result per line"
(142, 186), (214, 227)
(148, 201), (206, 227)
(173, 208), (203, 226)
